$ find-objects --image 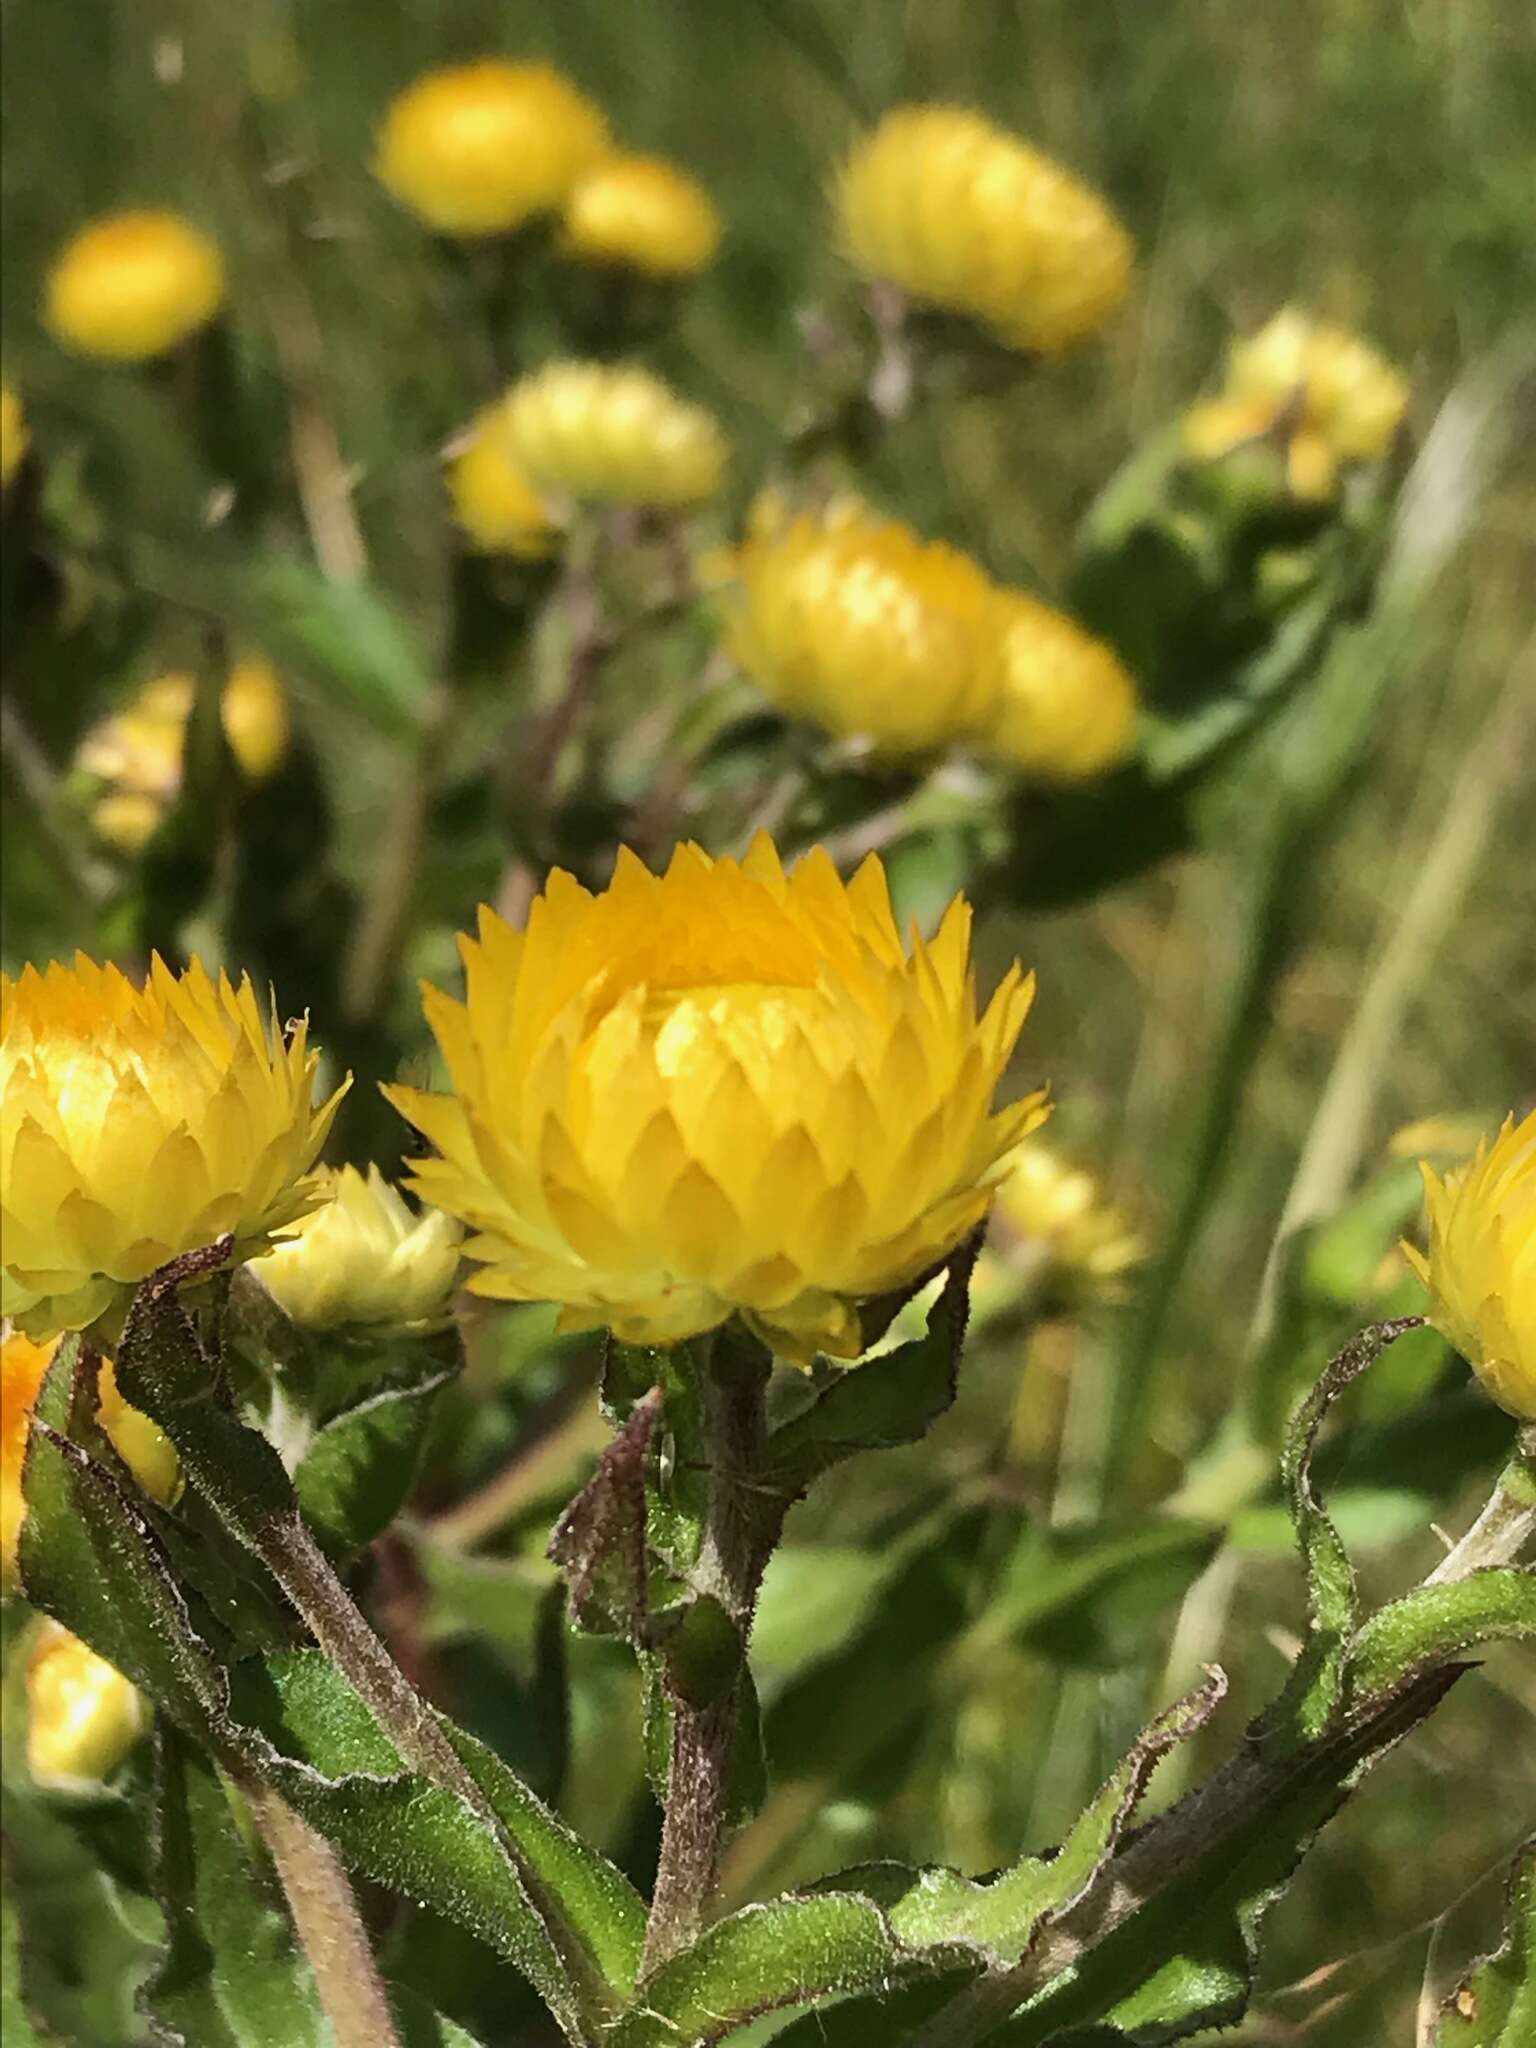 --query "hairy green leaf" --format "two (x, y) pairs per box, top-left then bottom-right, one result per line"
(1434, 1837), (1535, 2047)
(293, 1369), (455, 1555)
